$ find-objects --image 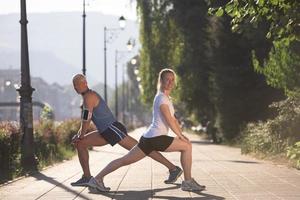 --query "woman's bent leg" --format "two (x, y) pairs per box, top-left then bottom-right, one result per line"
(164, 138), (192, 180)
